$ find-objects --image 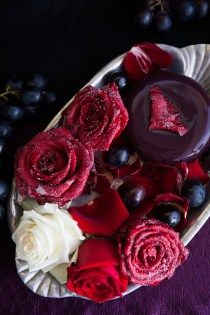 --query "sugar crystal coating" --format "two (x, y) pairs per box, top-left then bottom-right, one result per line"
(118, 218), (189, 285)
(149, 86), (188, 136)
(15, 127), (94, 206)
(62, 83), (128, 151)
